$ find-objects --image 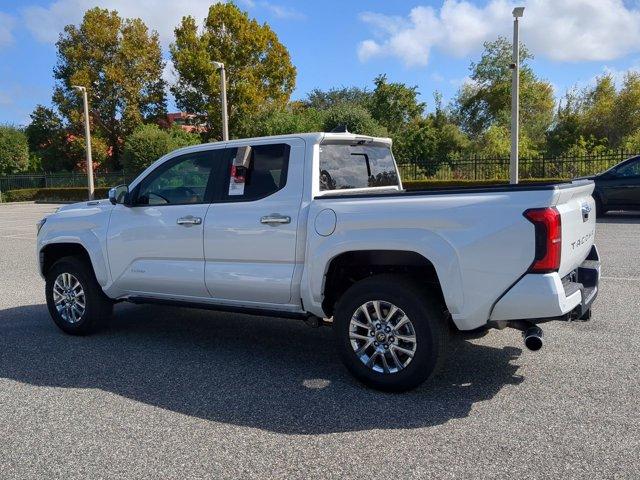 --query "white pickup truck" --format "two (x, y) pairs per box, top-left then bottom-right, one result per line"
(36, 131), (600, 391)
